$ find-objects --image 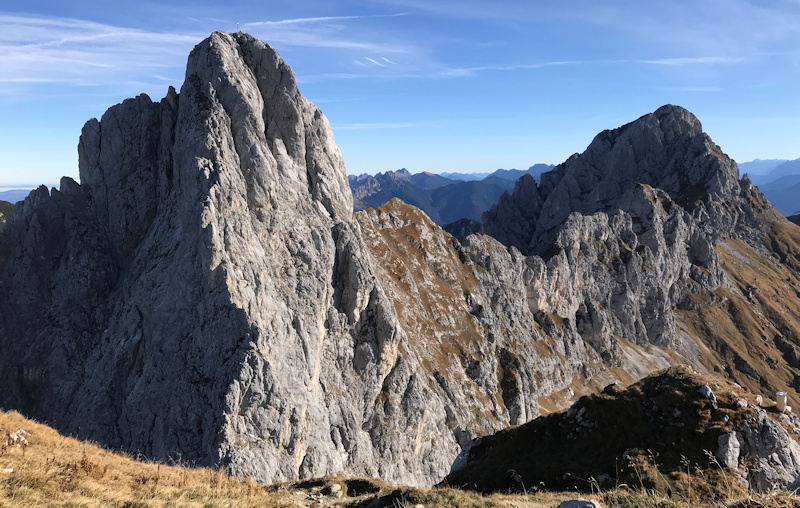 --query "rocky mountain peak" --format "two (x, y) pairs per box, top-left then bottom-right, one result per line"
(477, 104), (752, 256)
